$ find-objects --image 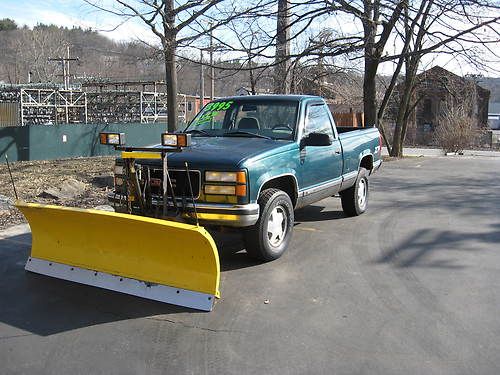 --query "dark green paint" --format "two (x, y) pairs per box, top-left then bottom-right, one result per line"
(0, 123), (170, 162)
(133, 95), (381, 206)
